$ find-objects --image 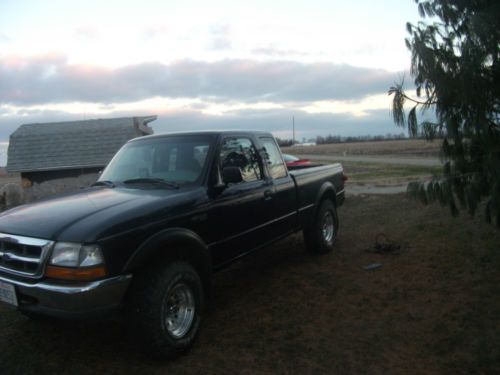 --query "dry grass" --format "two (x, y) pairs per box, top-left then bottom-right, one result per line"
(283, 139), (441, 157)
(340, 161), (442, 183)
(1, 194), (499, 374)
